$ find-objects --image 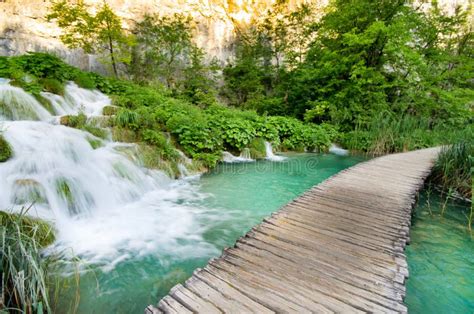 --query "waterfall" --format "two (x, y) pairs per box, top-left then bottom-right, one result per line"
(329, 144), (349, 156)
(40, 82), (110, 116)
(0, 80), (52, 121)
(221, 150), (254, 163)
(264, 141), (286, 161)
(0, 80), (215, 266)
